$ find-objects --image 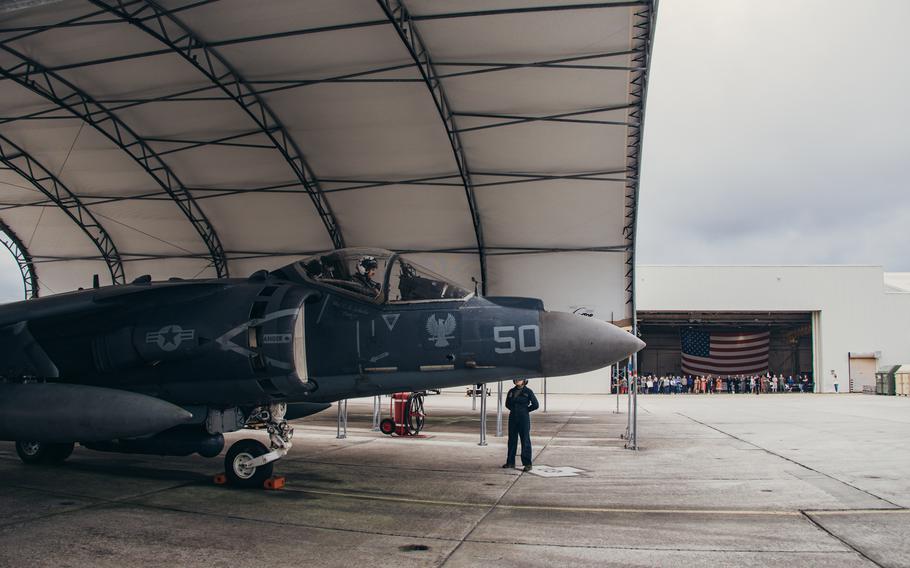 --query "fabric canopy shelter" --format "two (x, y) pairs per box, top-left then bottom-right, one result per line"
(0, 0), (655, 325)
